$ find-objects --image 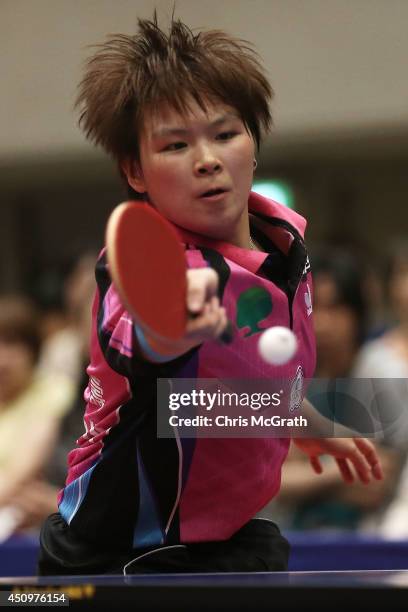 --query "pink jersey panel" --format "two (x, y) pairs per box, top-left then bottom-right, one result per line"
(64, 287), (132, 486)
